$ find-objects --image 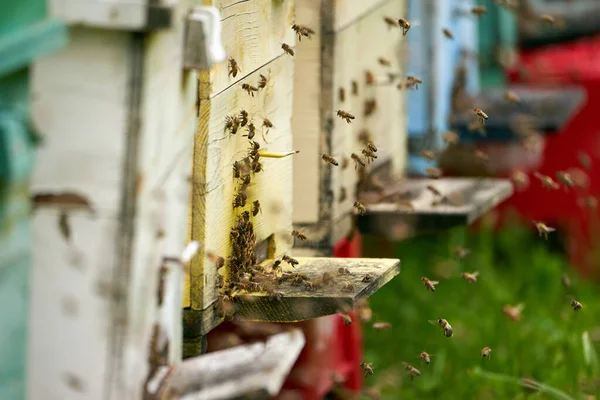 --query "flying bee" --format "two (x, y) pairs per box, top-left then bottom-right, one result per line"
(362, 149), (377, 164)
(228, 58), (240, 78)
(406, 76), (422, 90)
(443, 130), (459, 144)
(511, 170), (529, 190)
(365, 70), (375, 85)
(473, 108), (489, 124)
(481, 347), (492, 359)
(354, 201), (366, 216)
(398, 18), (411, 35)
(341, 313), (353, 325)
(364, 99), (377, 117)
(291, 24), (314, 41)
(471, 5), (488, 16)
(426, 185), (442, 197)
(242, 83), (259, 97)
(281, 43), (294, 56)
(534, 221), (555, 240)
(421, 276), (439, 292)
(461, 271), (480, 283)
(454, 246), (469, 259)
(556, 171), (575, 188)
(252, 200), (261, 216)
(533, 172), (560, 189)
(540, 14), (555, 26)
(291, 229), (307, 241)
(351, 80), (358, 95)
(474, 150), (489, 163)
(425, 167), (442, 179)
(578, 152), (592, 170)
(365, 140), (377, 153)
(262, 118), (273, 129)
(403, 363), (421, 380)
(338, 87), (345, 102)
(419, 351), (432, 365)
(429, 318), (453, 337)
(351, 153), (366, 168)
(341, 282), (354, 293)
(442, 28), (454, 39)
(257, 73), (269, 89)
(420, 150), (436, 161)
(373, 321), (391, 330)
(378, 57), (392, 67)
(336, 110), (355, 124)
(383, 16), (398, 29)
(322, 153), (339, 167)
(503, 304), (524, 321)
(282, 254), (299, 267)
(225, 115), (240, 135)
(561, 274), (571, 289)
(360, 362), (374, 377)
(570, 299), (583, 311)
(505, 90), (521, 103)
